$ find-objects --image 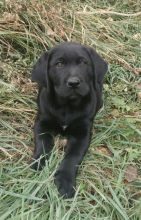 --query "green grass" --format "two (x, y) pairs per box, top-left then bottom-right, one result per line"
(0, 0), (141, 219)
